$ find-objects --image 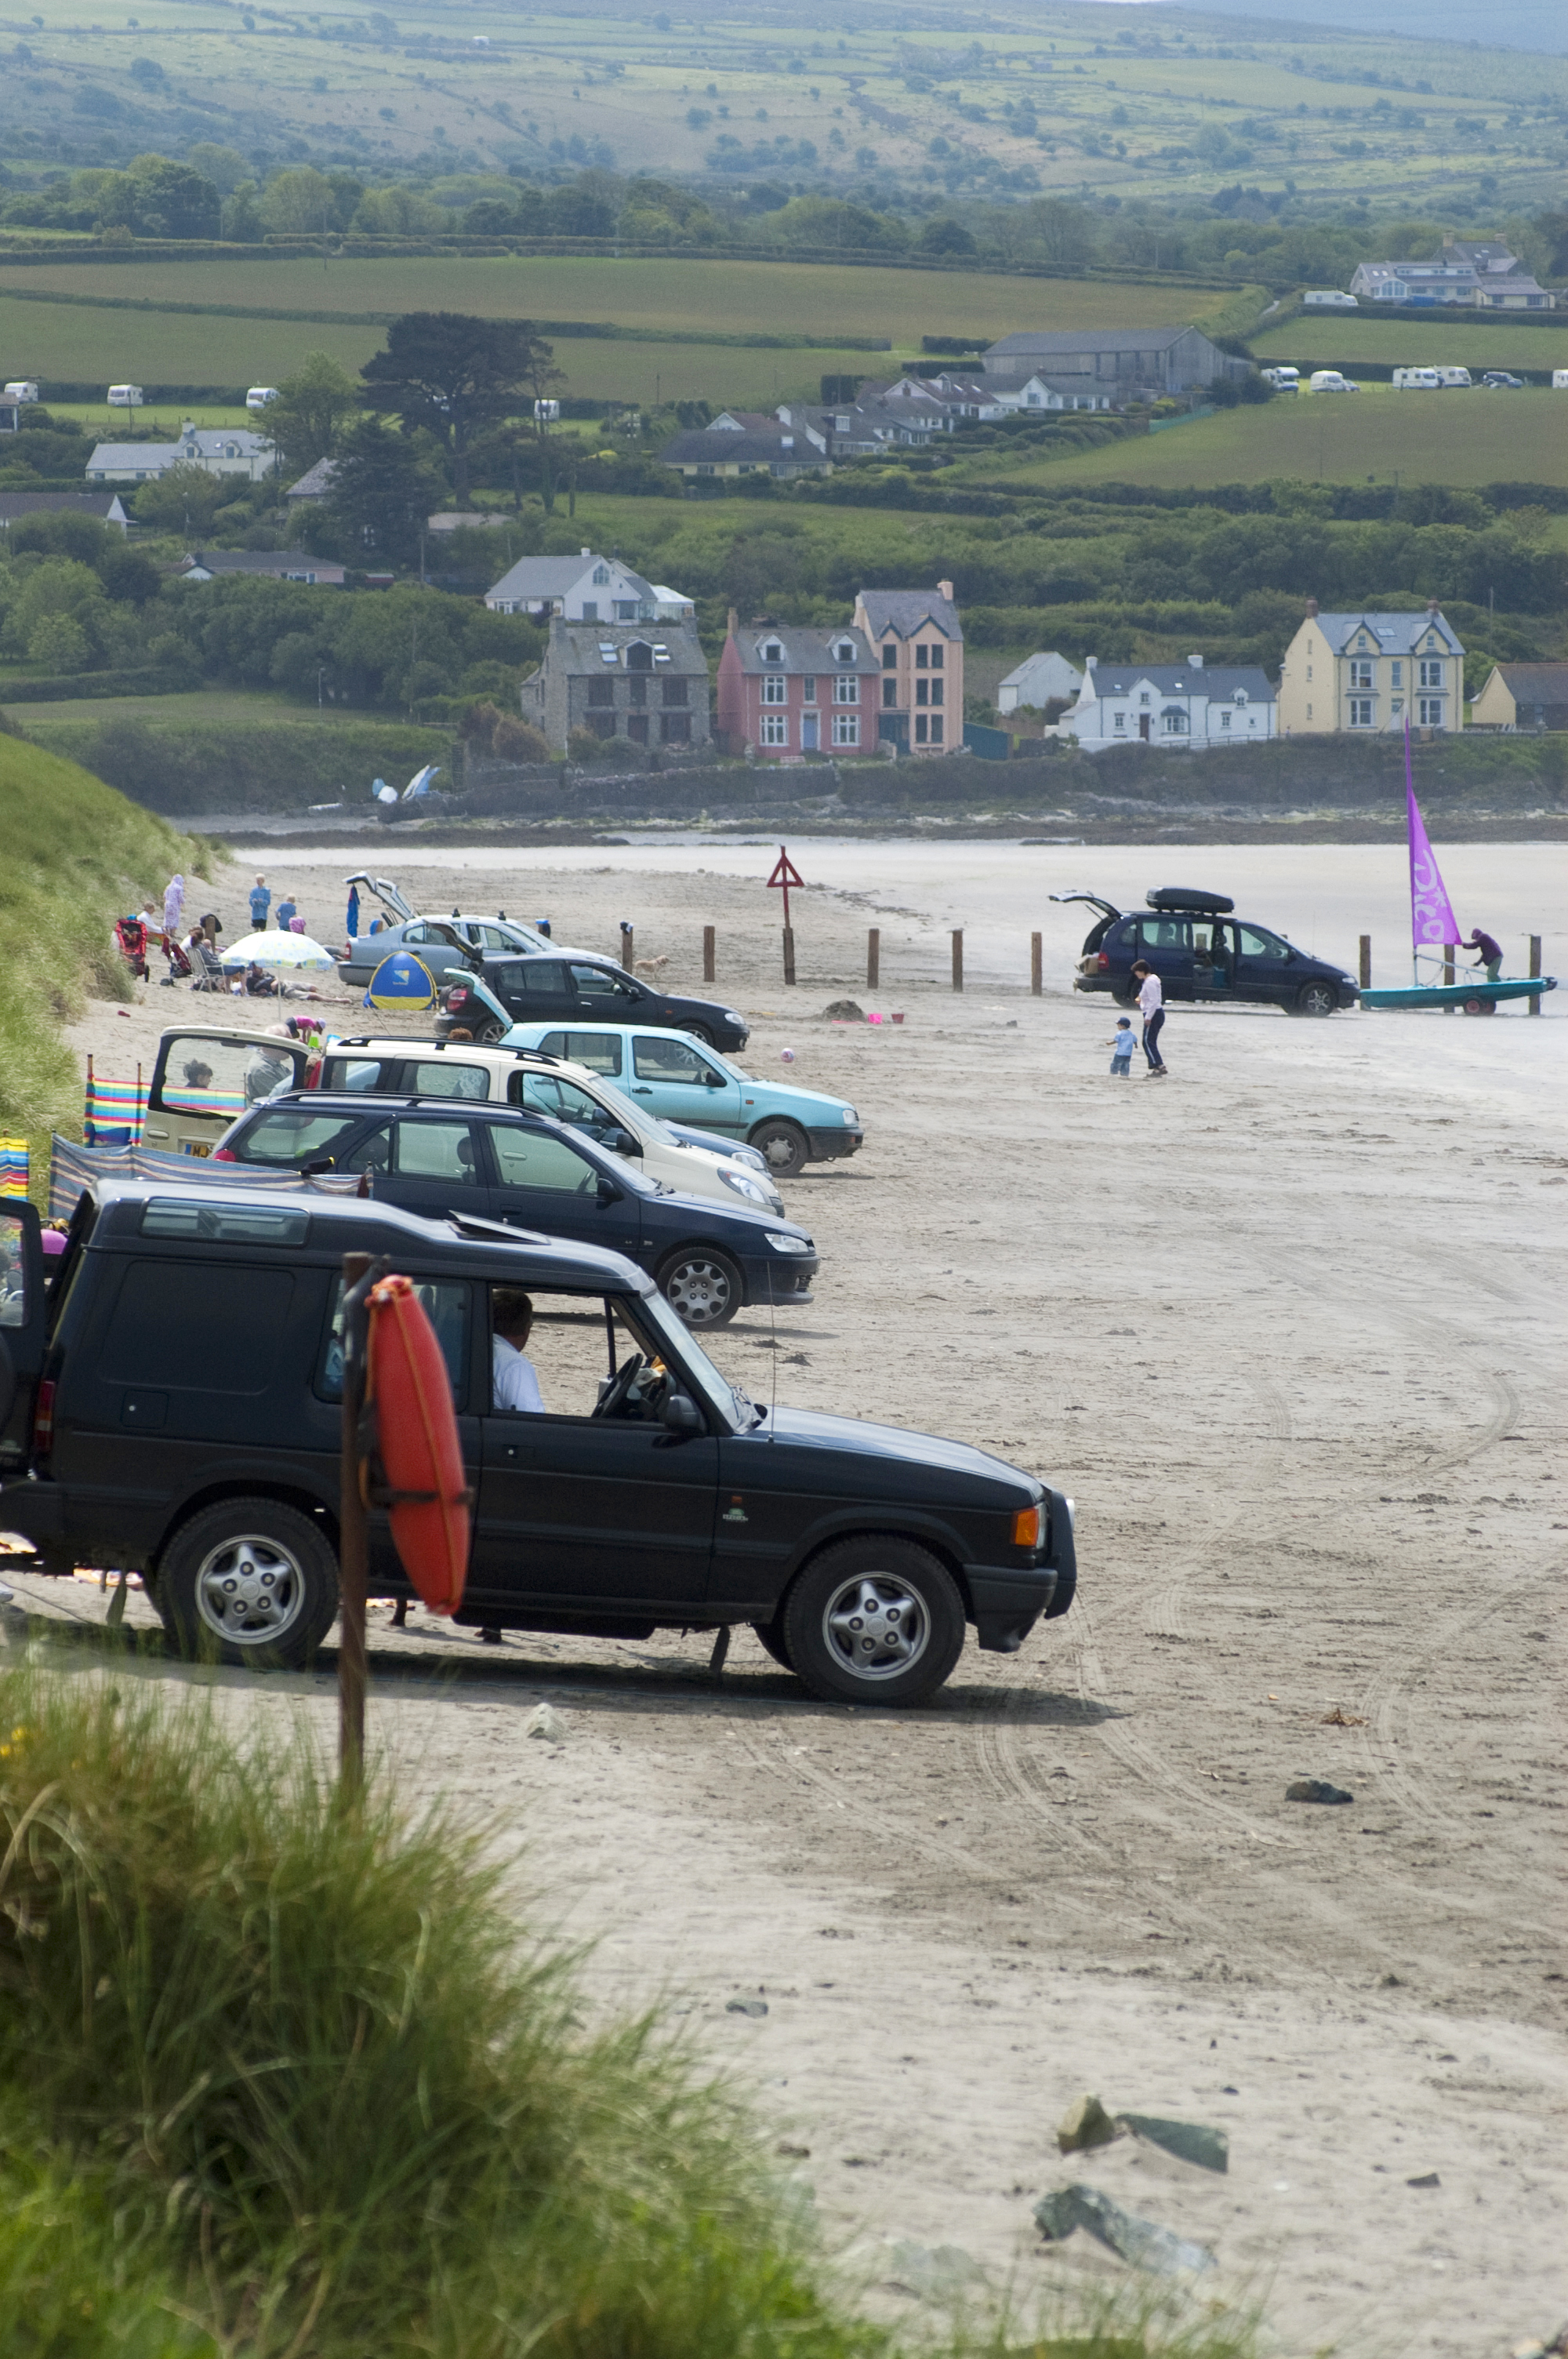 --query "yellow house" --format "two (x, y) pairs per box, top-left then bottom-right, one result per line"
(1277, 600), (1465, 736)
(851, 583), (964, 753)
